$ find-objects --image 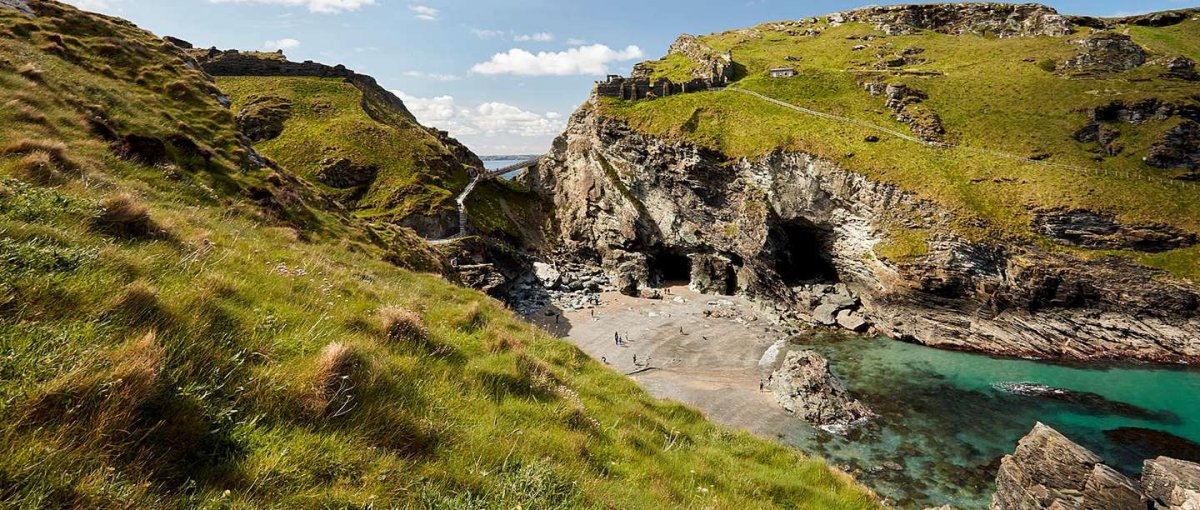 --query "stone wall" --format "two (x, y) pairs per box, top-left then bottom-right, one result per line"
(594, 75), (721, 101)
